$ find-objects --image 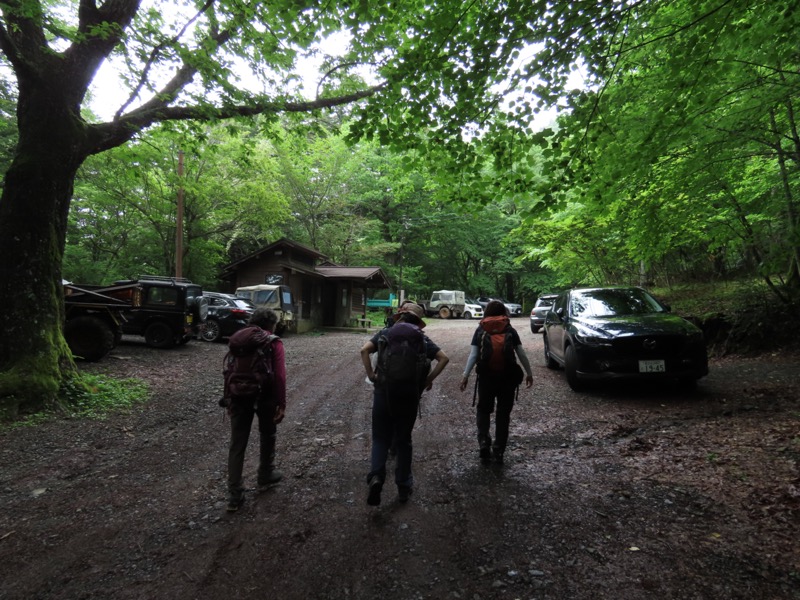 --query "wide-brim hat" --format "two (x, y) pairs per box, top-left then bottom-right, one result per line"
(393, 302), (426, 328)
